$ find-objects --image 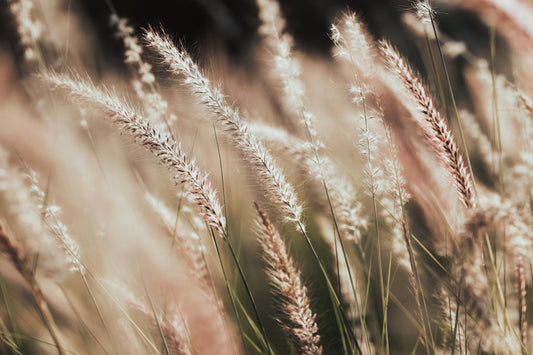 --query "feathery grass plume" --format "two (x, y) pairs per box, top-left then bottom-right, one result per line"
(111, 15), (176, 132)
(249, 121), (367, 242)
(0, 216), (66, 355)
(353, 89), (411, 263)
(0, 149), (79, 278)
(353, 89), (414, 270)
(330, 12), (376, 79)
(145, 29), (304, 230)
(43, 71), (227, 239)
(7, 0), (43, 64)
(256, 0), (303, 114)
(256, 0), (320, 146)
(383, 129), (412, 270)
(26, 170), (83, 274)
(108, 281), (193, 355)
(250, 119), (371, 338)
(414, 2), (434, 25)
(254, 202), (321, 355)
(256, 0), (321, 206)
(385, 166), (413, 273)
(380, 40), (476, 209)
